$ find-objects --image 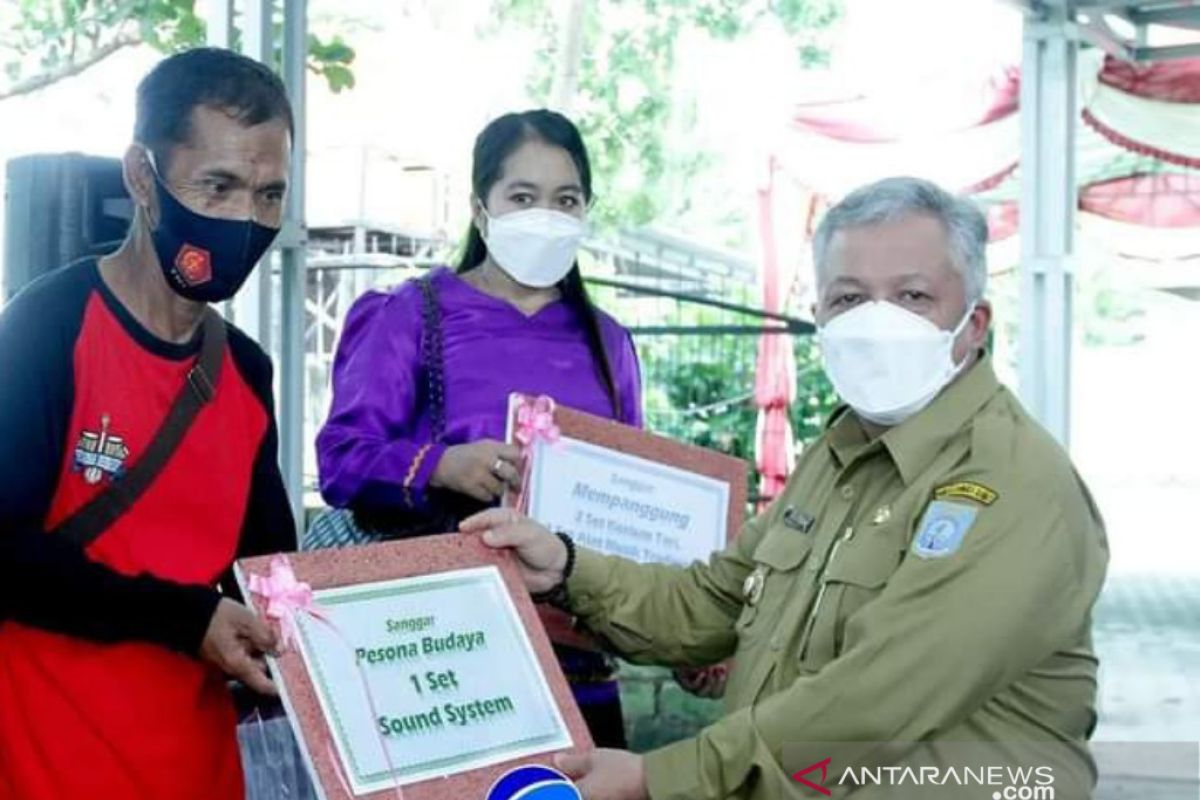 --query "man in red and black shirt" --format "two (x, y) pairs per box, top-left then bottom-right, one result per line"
(0, 48), (297, 798)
